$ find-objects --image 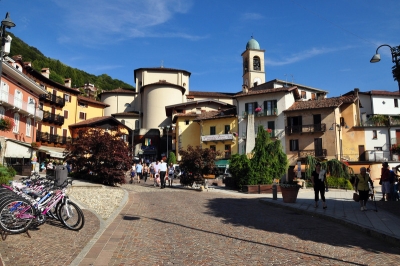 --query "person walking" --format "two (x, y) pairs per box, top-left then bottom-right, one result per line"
(153, 161), (160, 187)
(136, 162), (143, 183)
(311, 162), (328, 209)
(167, 163), (175, 187)
(143, 163), (149, 183)
(159, 159), (167, 189)
(380, 162), (391, 201)
(129, 163), (136, 184)
(149, 163), (155, 180)
(354, 167), (374, 211)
